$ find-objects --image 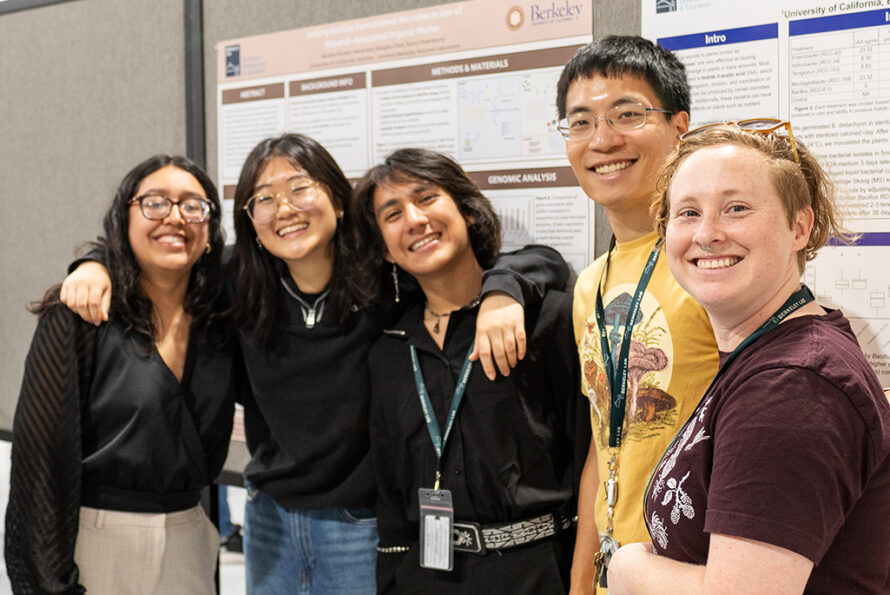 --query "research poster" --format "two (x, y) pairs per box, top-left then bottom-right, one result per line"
(216, 1), (594, 273)
(643, 0), (890, 383)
